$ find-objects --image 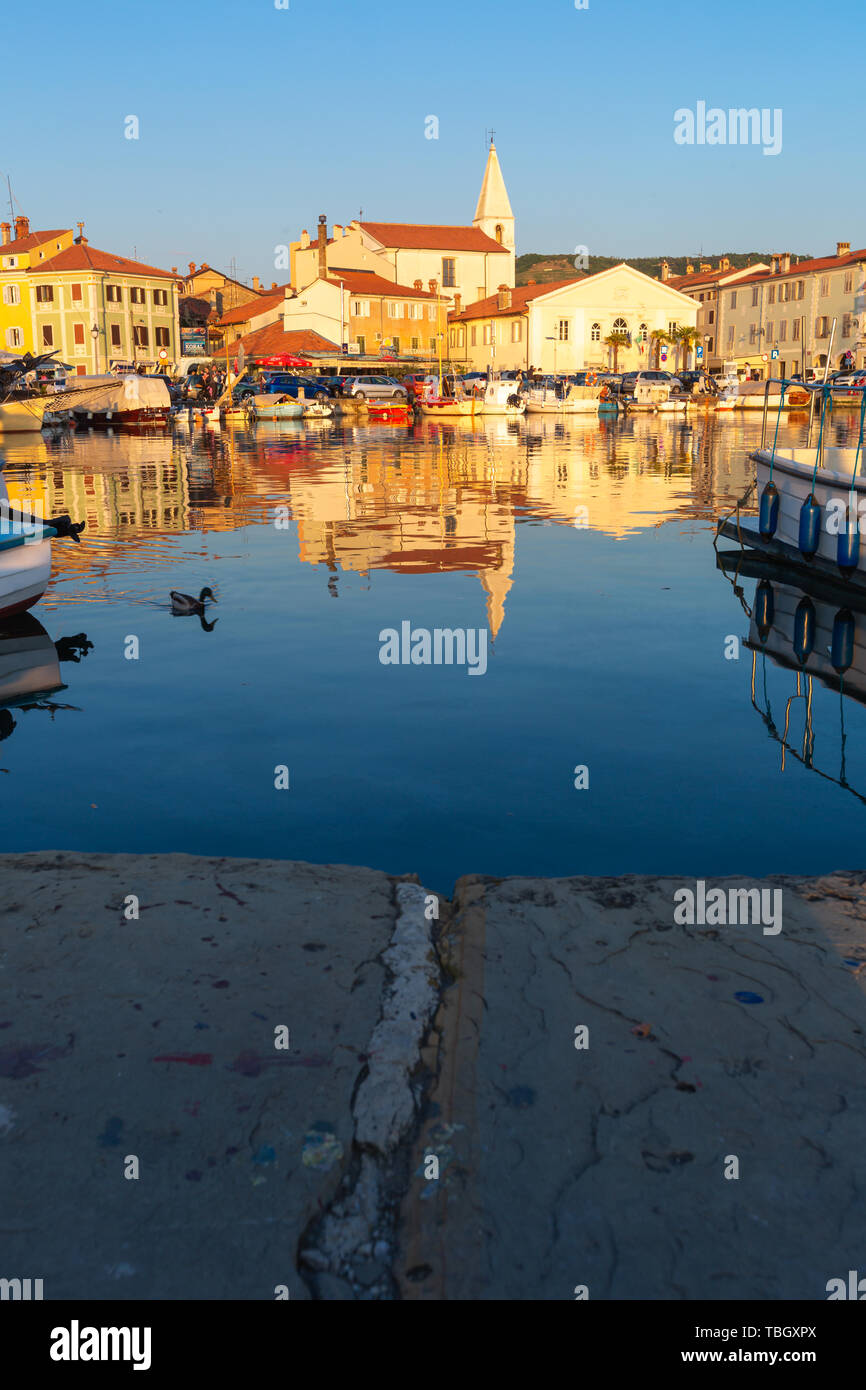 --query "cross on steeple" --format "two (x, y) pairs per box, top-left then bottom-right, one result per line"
(485, 127), (495, 148)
